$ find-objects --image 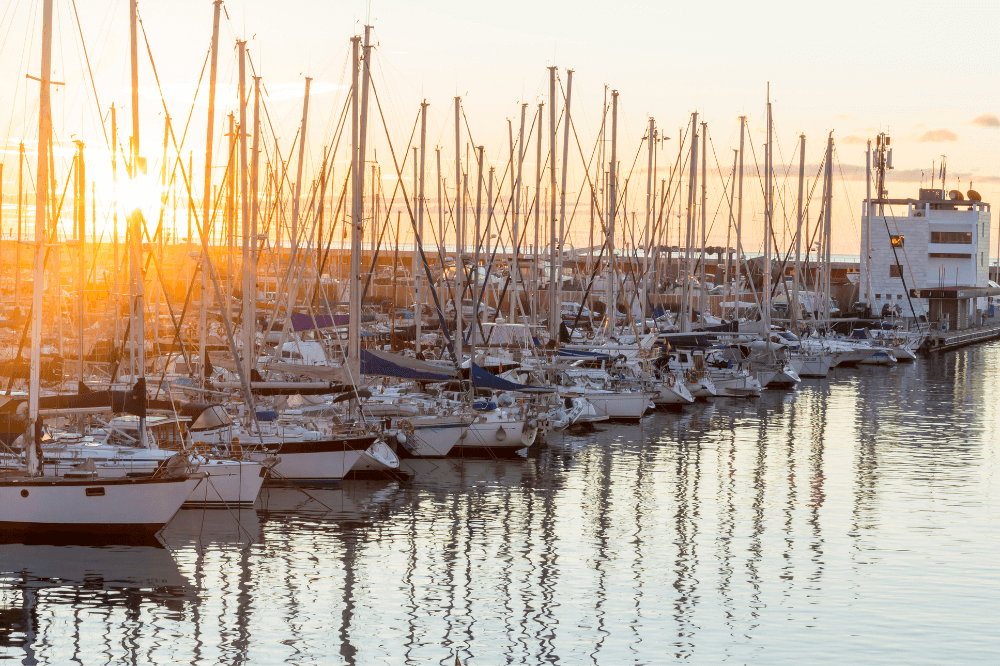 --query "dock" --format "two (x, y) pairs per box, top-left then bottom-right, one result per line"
(920, 321), (1000, 354)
